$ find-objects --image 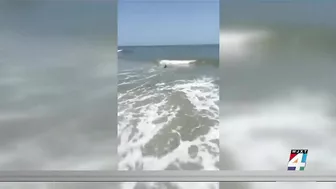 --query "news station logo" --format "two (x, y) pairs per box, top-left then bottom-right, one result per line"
(287, 149), (308, 171)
